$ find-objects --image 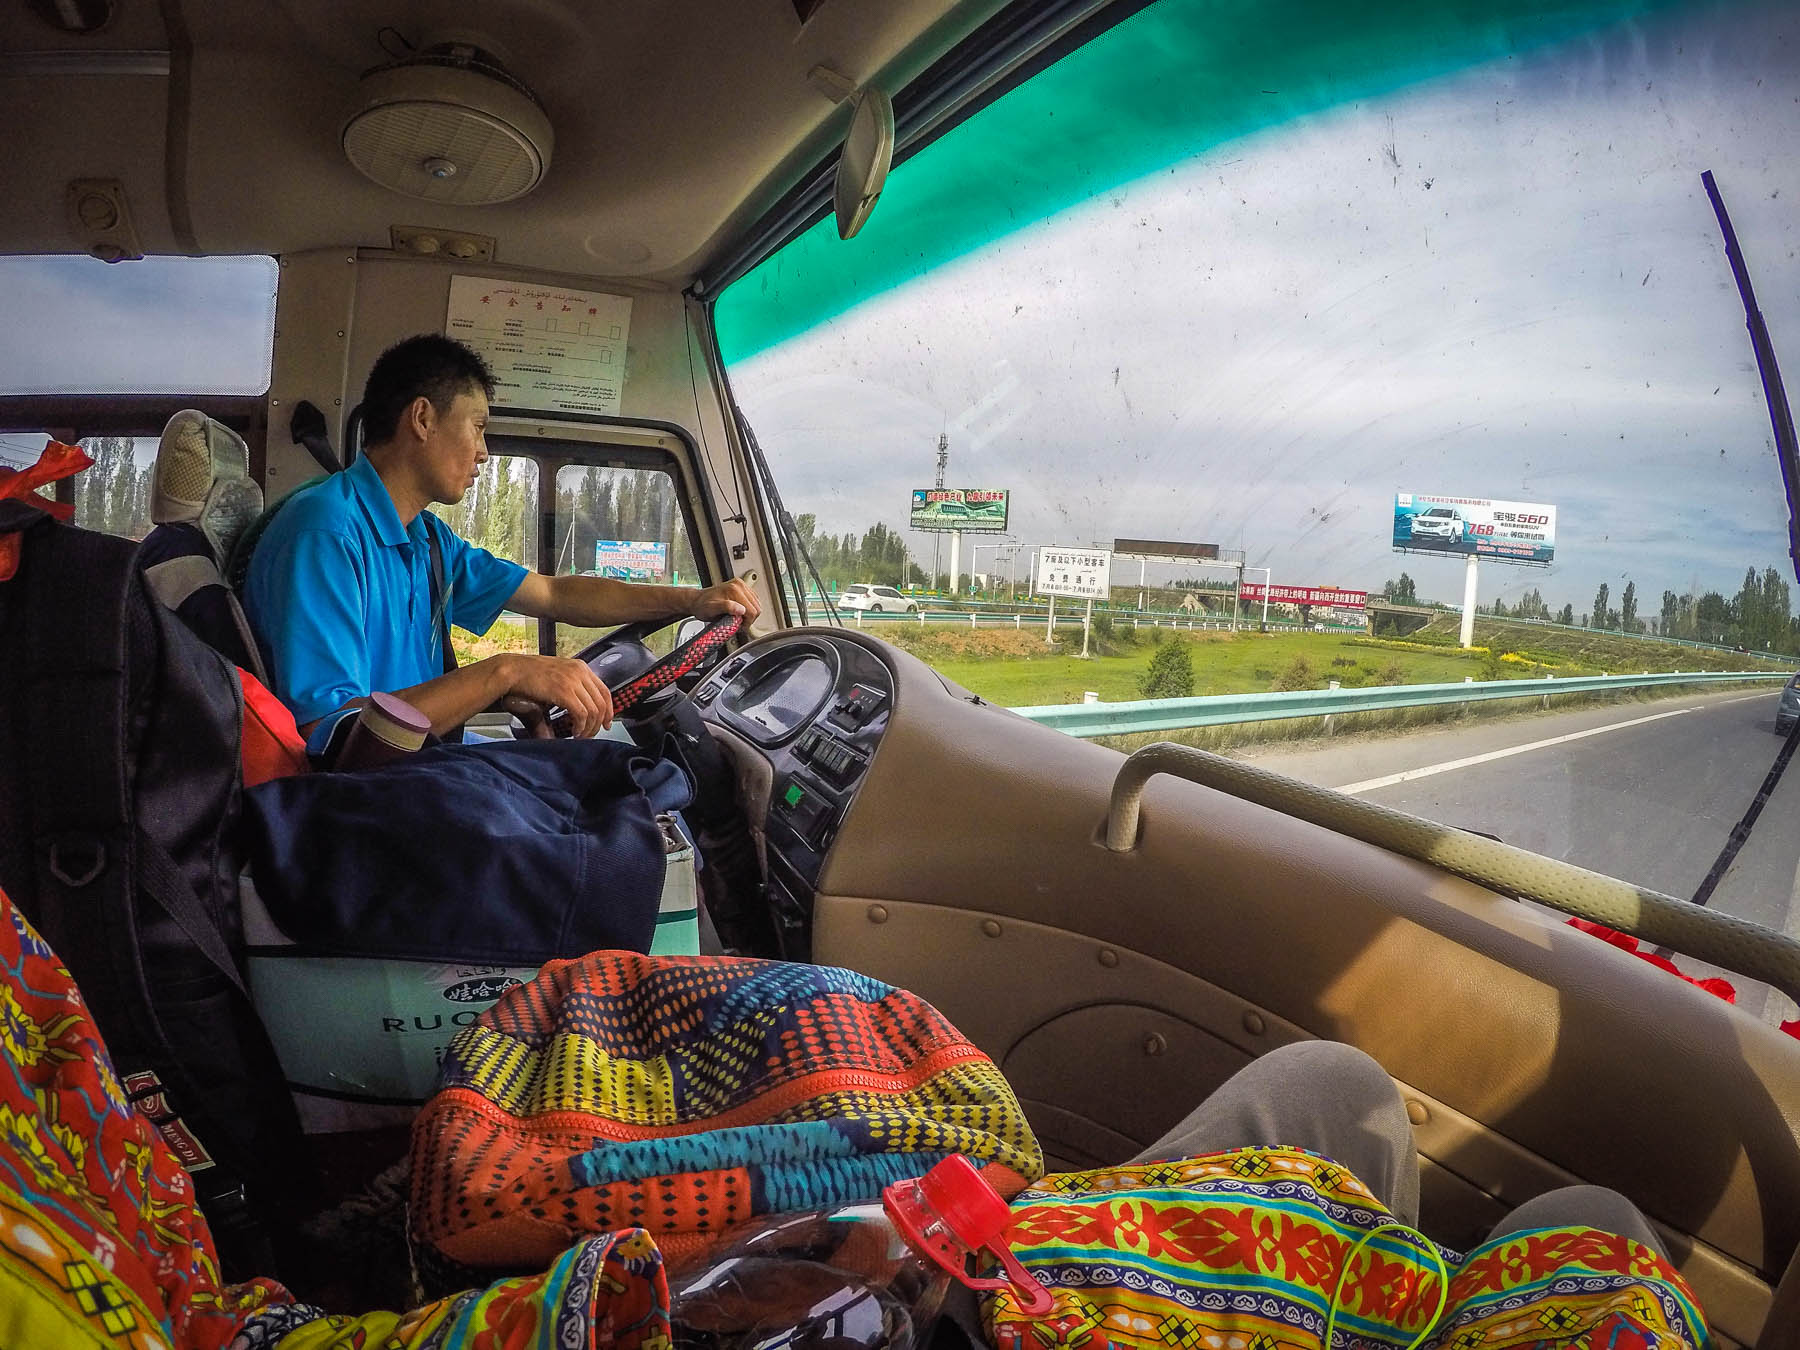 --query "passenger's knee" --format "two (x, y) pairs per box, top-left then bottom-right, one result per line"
(1259, 1040), (1399, 1111)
